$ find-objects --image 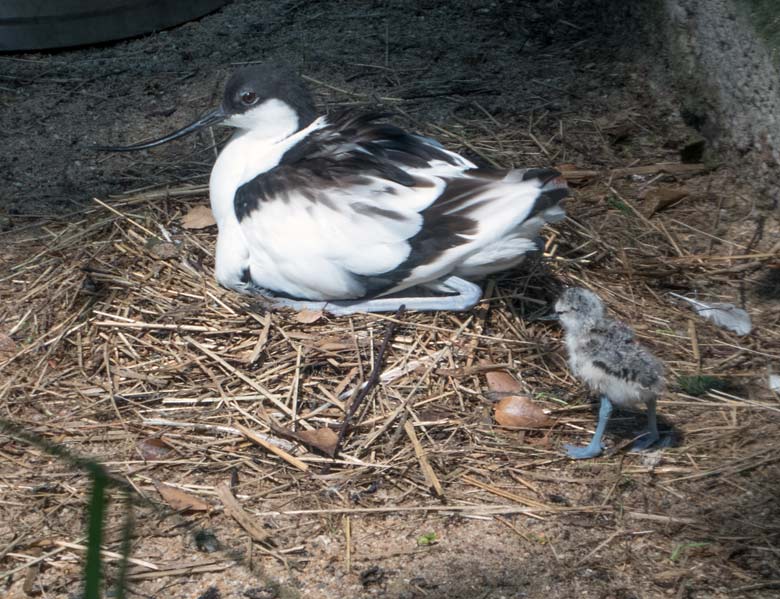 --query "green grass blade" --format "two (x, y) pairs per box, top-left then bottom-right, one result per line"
(84, 471), (108, 599)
